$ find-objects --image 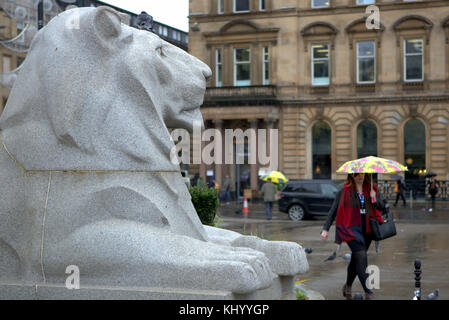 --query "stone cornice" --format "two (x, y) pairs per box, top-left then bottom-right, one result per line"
(279, 94), (449, 106)
(189, 1), (449, 21)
